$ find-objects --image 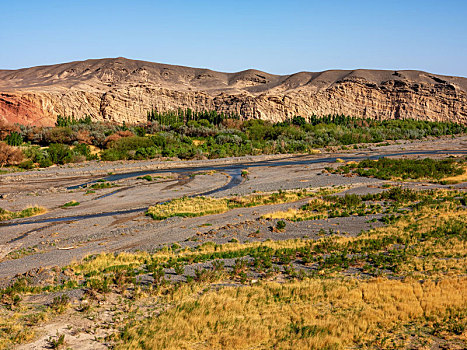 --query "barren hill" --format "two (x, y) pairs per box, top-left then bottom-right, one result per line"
(0, 57), (466, 126)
